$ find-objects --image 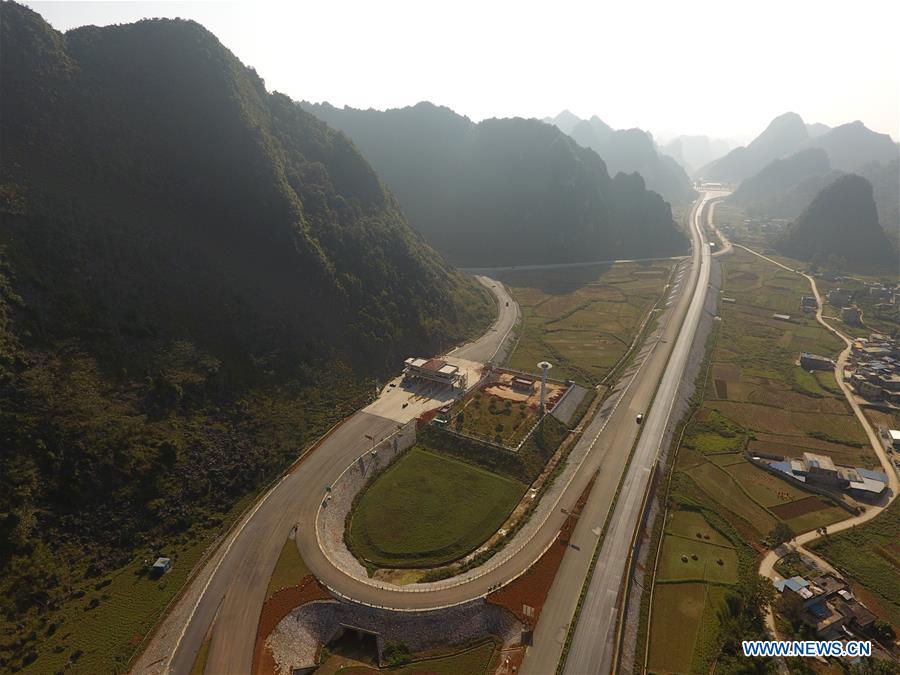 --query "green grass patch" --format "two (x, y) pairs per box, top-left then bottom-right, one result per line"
(347, 448), (525, 568)
(657, 537), (738, 584)
(782, 504), (848, 534)
(721, 460), (810, 507)
(686, 461), (777, 536)
(451, 389), (541, 447)
(666, 510), (732, 548)
(685, 431), (744, 454)
(647, 582), (706, 674)
(419, 416), (567, 485)
(688, 584), (730, 673)
(266, 536), (310, 599)
(190, 637), (211, 675)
